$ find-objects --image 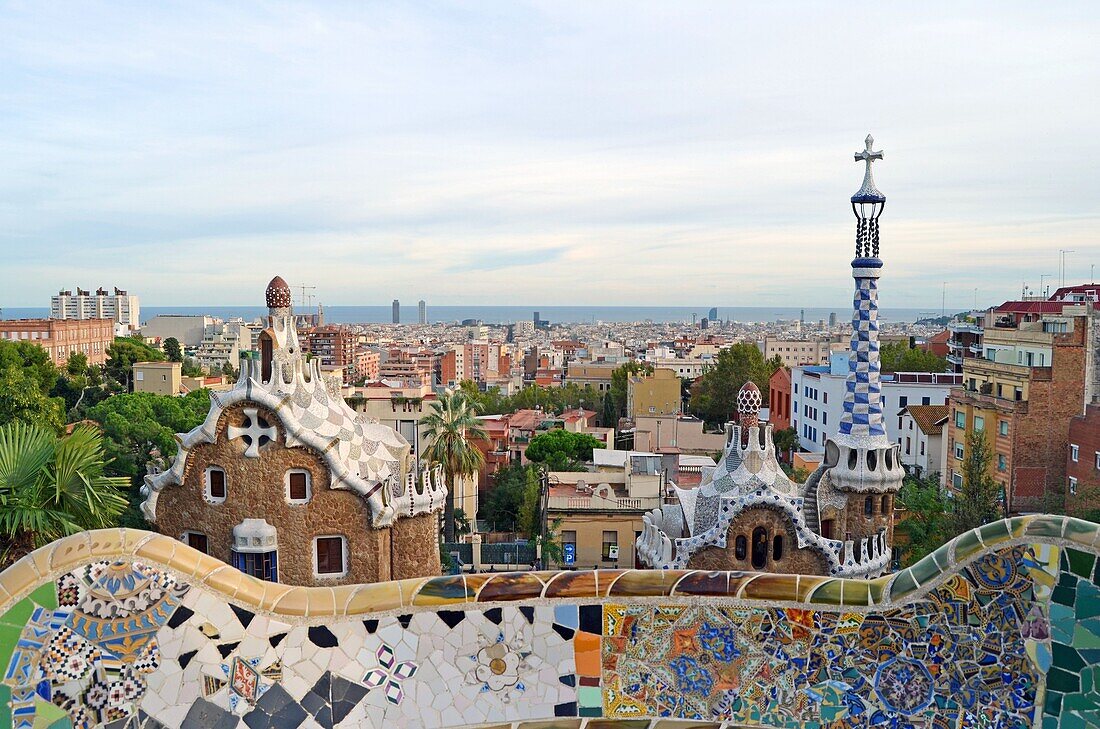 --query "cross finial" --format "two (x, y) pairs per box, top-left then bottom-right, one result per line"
(852, 133), (885, 203)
